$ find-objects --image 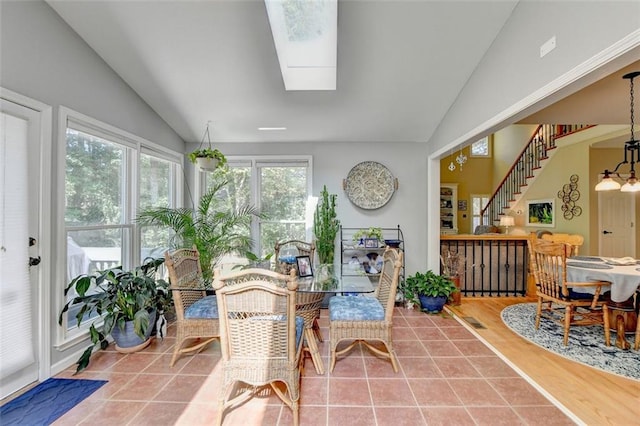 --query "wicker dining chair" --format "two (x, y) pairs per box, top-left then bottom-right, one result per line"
(328, 247), (404, 372)
(275, 239), (324, 344)
(212, 268), (304, 426)
(164, 246), (219, 367)
(527, 233), (610, 346)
